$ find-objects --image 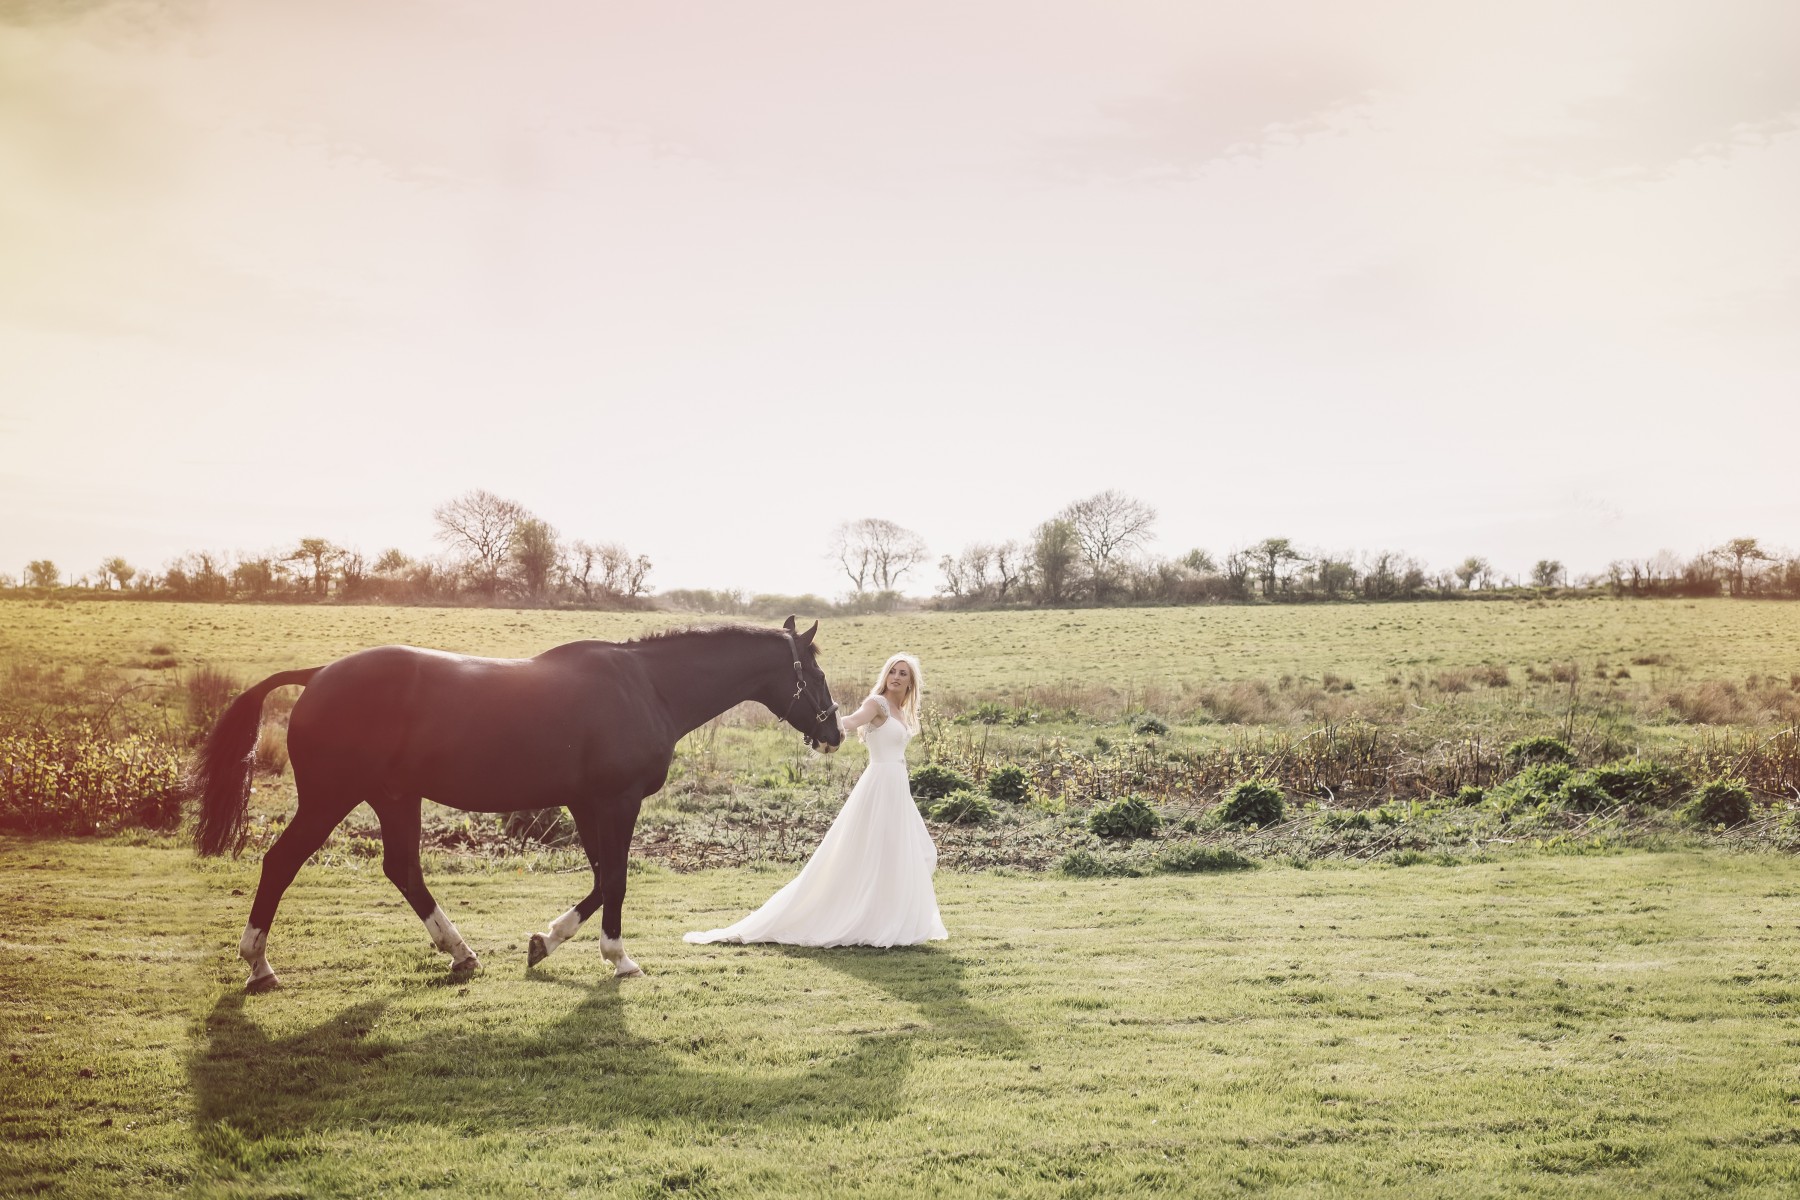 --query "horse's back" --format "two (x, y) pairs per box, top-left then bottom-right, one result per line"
(286, 643), (660, 808)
